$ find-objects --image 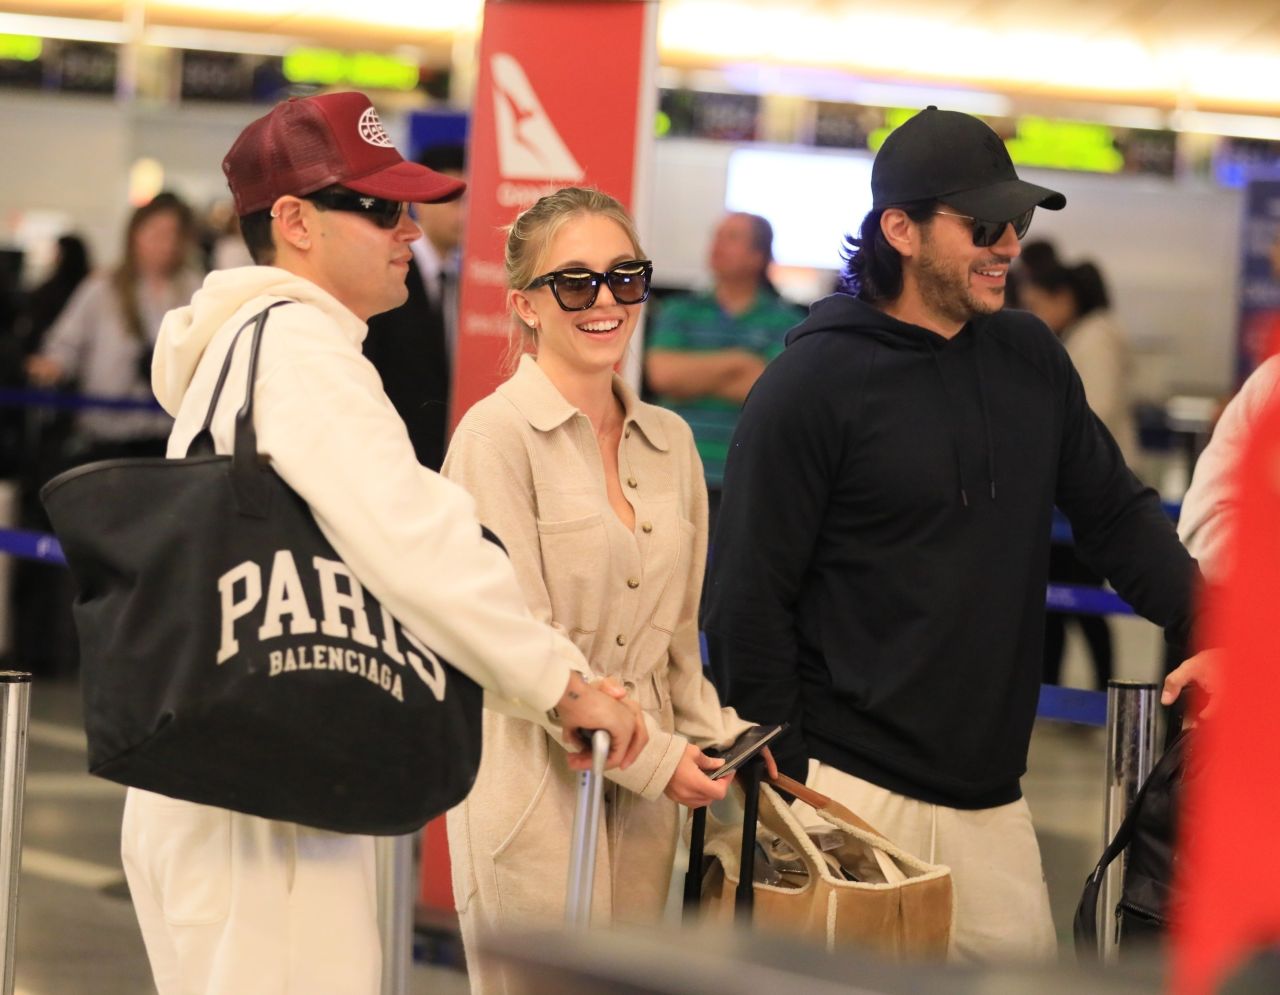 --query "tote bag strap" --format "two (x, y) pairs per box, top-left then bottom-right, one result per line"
(769, 772), (890, 844)
(1073, 728), (1188, 959)
(185, 301), (292, 458)
(229, 300), (294, 517)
